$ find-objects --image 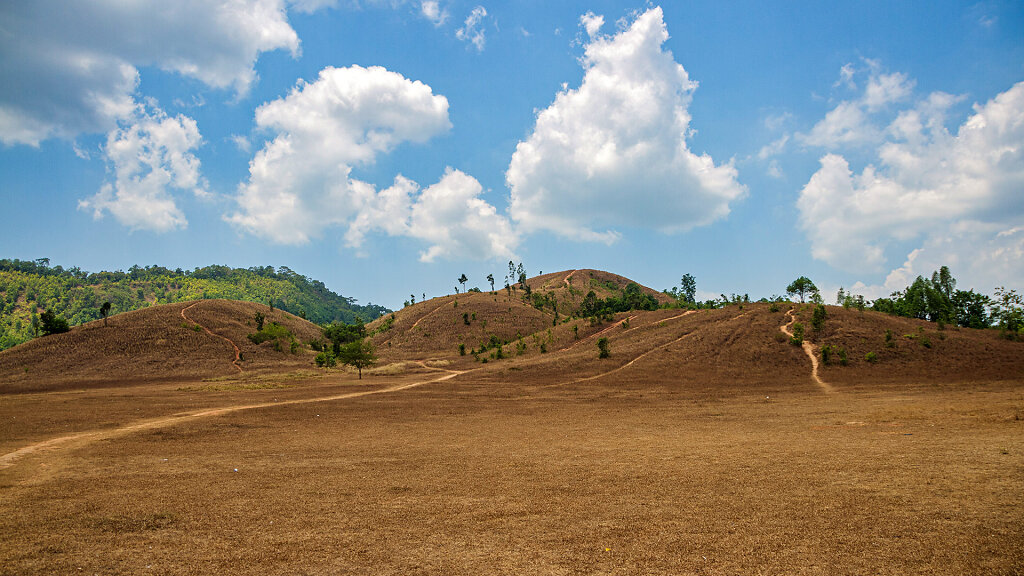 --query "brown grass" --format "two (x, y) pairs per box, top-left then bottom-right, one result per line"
(1, 282), (1023, 574)
(0, 300), (323, 393)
